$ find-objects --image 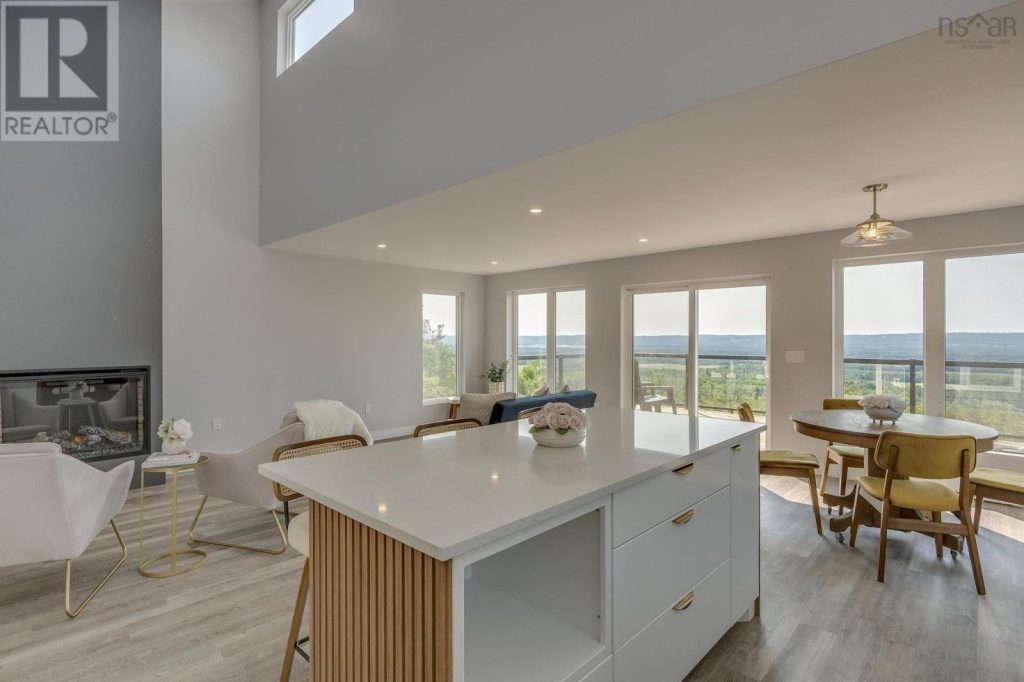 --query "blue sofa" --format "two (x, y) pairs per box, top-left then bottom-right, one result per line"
(489, 390), (597, 424)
